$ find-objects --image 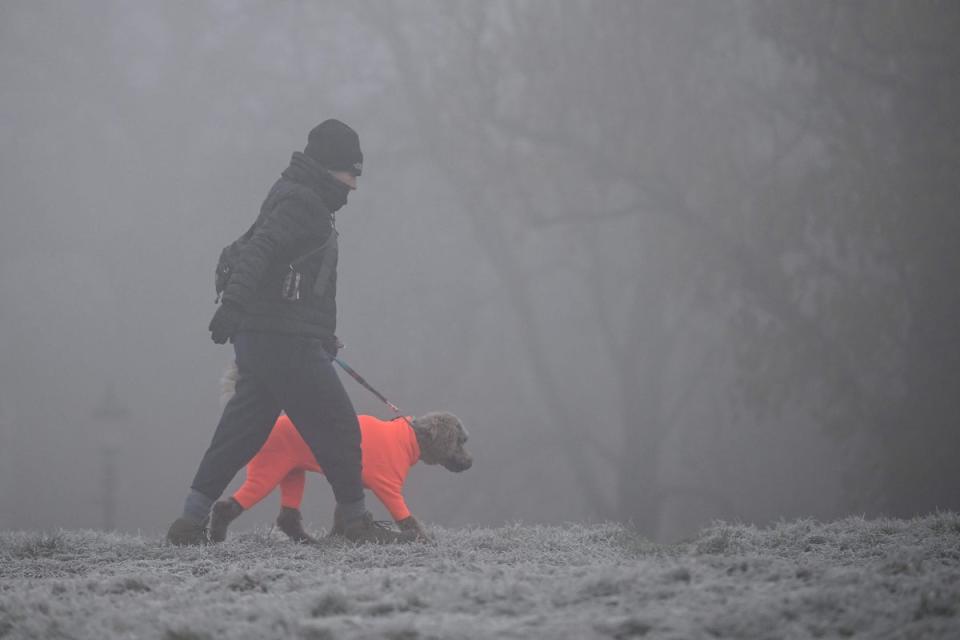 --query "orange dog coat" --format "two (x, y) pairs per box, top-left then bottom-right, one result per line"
(232, 414), (420, 521)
